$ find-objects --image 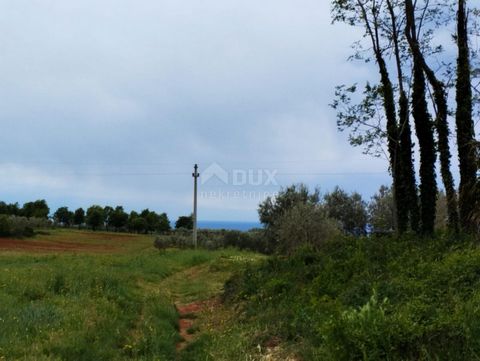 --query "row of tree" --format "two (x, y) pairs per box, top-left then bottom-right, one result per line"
(258, 183), (457, 252)
(331, 0), (479, 235)
(260, 183), (454, 236)
(52, 206), (172, 234)
(0, 200), (50, 219)
(0, 200), (194, 234)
